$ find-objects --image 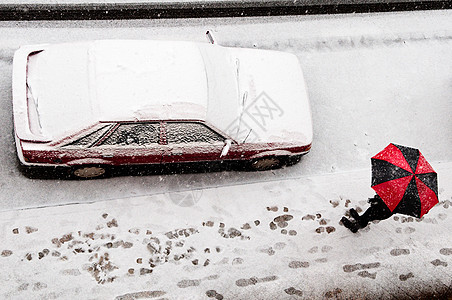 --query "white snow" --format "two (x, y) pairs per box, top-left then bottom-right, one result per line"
(0, 162), (450, 298)
(16, 39), (311, 145)
(227, 47), (312, 144)
(0, 9), (451, 298)
(18, 41), (210, 140)
(91, 40), (209, 122)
